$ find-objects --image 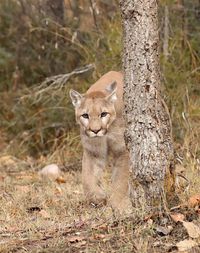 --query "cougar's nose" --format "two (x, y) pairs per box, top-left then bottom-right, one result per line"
(91, 129), (101, 134)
